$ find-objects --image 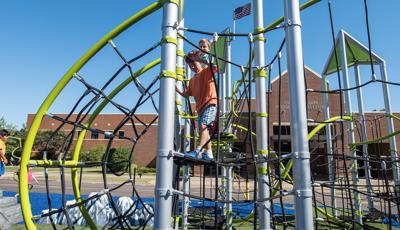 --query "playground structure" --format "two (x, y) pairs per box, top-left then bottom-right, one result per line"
(17, 0), (400, 229)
